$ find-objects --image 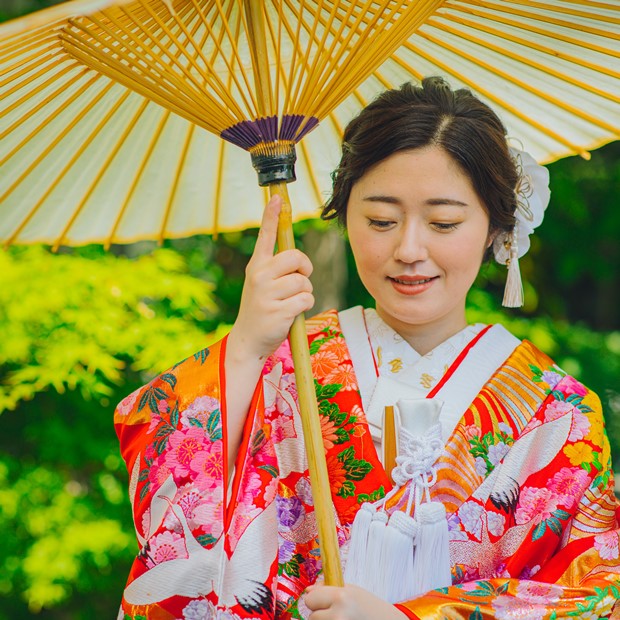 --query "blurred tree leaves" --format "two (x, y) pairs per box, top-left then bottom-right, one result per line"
(0, 246), (217, 411)
(535, 142), (620, 330)
(0, 245), (224, 618)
